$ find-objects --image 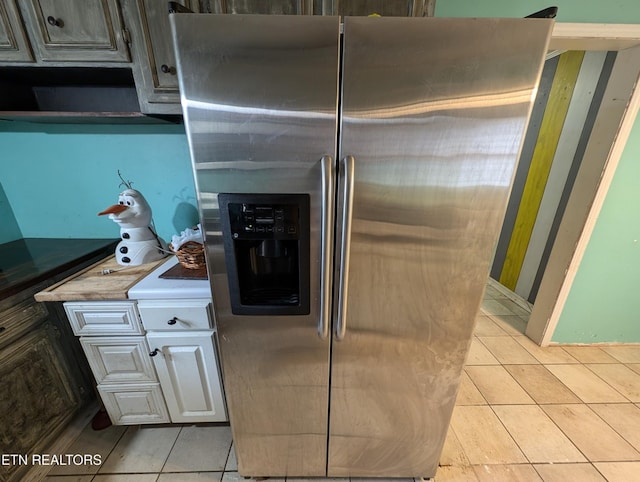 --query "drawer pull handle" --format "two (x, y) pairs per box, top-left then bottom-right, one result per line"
(47, 16), (64, 27)
(167, 317), (178, 325)
(149, 348), (160, 357)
